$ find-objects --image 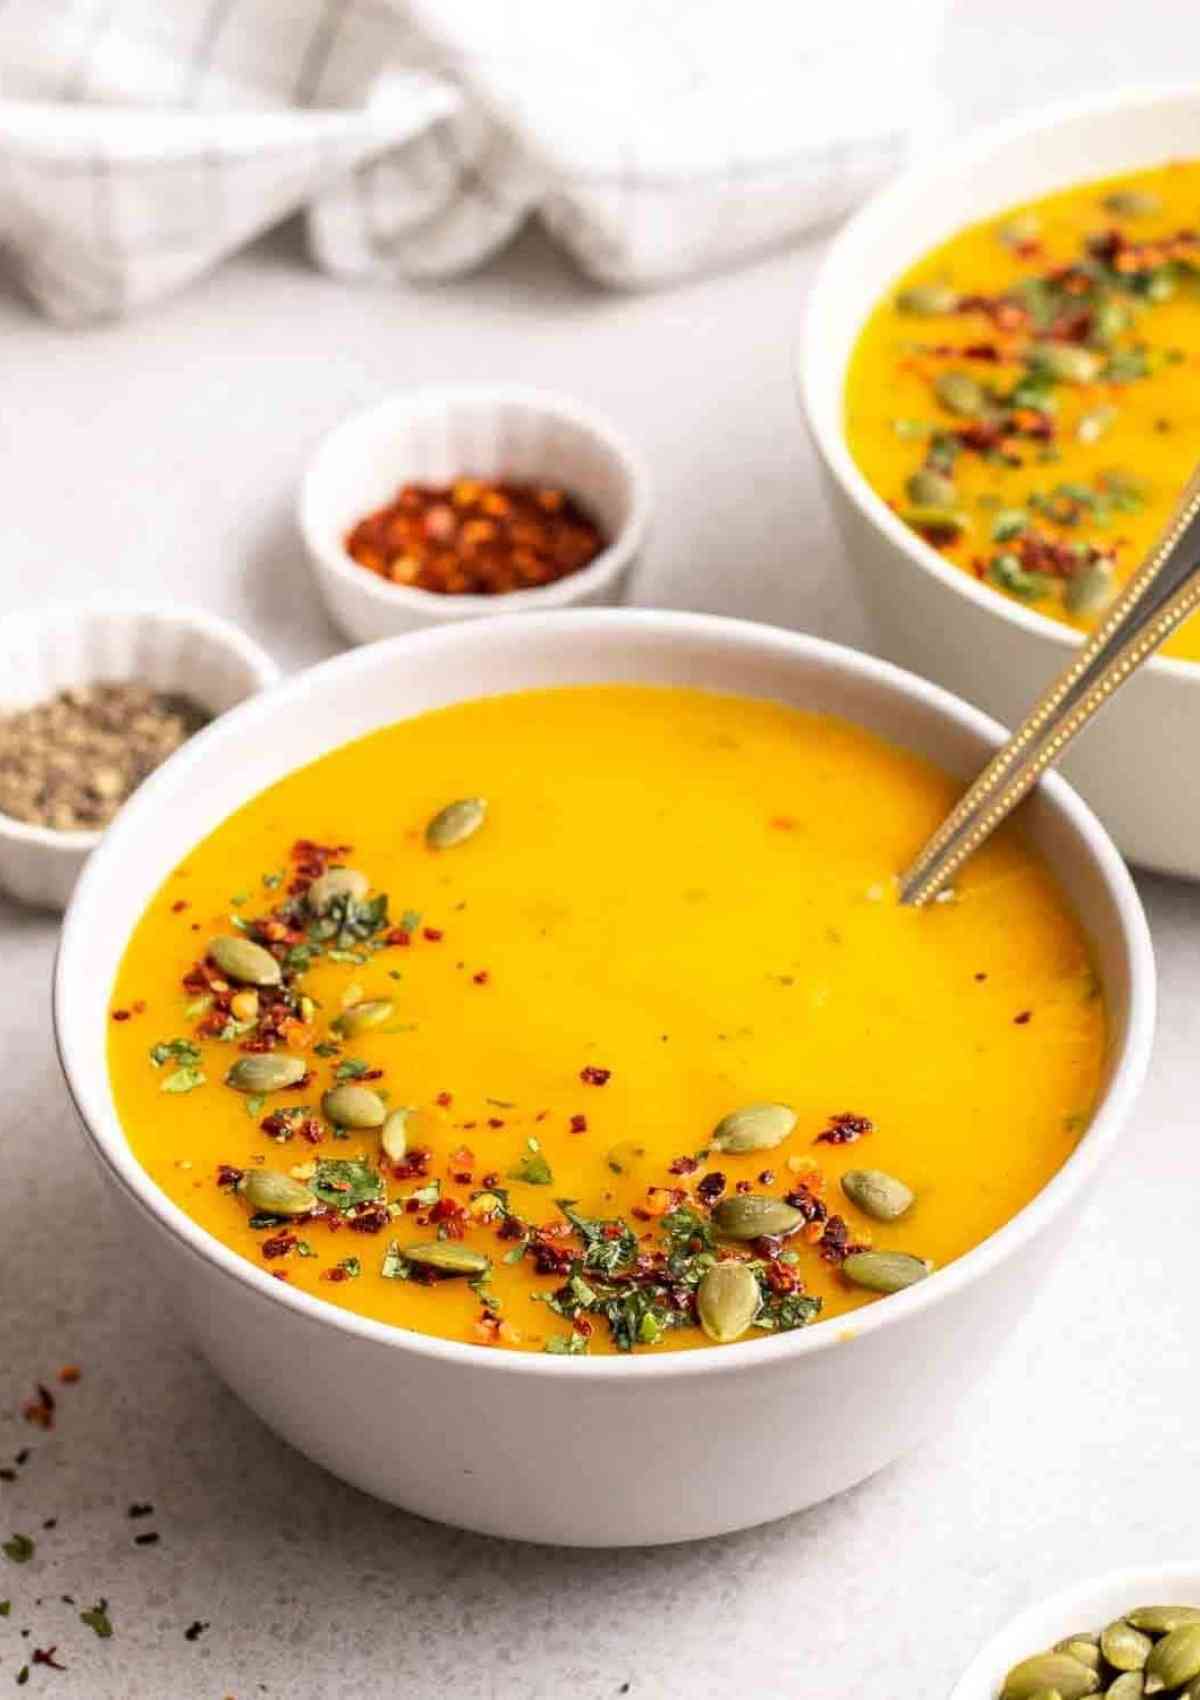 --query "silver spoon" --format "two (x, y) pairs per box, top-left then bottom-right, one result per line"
(899, 462), (1200, 906)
